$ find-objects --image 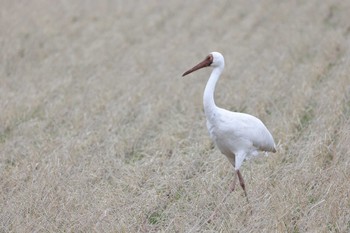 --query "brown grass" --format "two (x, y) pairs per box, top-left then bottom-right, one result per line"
(1, 0), (350, 232)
